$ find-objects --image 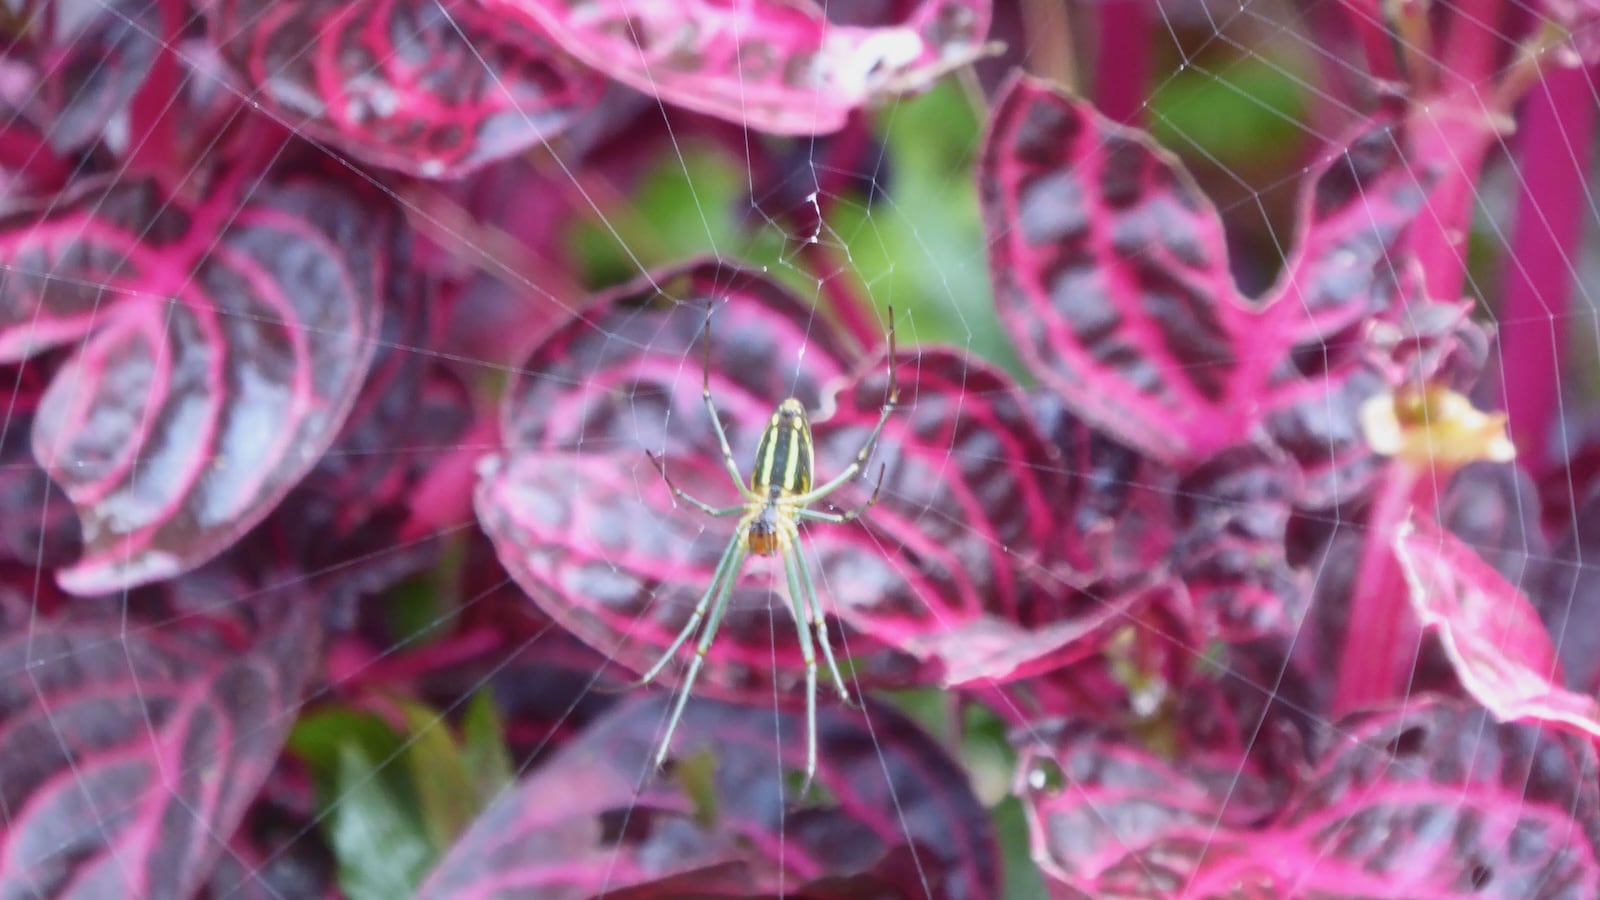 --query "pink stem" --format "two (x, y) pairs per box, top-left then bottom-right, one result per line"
(126, 0), (185, 186)
(1331, 461), (1426, 715)
(1094, 0), (1150, 124)
(1335, 0), (1402, 86)
(0, 121), (69, 189)
(1406, 0), (1504, 302)
(1496, 65), (1596, 465)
